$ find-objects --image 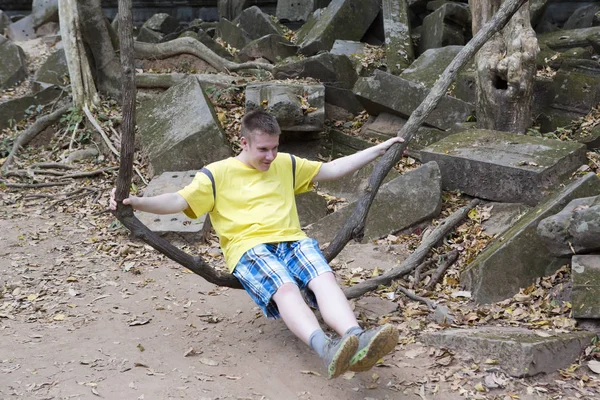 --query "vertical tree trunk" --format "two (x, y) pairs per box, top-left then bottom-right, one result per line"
(78, 0), (122, 99)
(469, 0), (538, 133)
(58, 0), (99, 108)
